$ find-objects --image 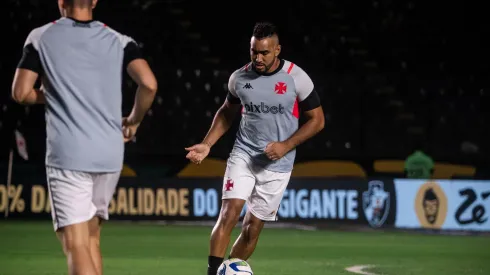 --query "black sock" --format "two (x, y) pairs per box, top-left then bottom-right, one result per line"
(208, 255), (224, 275)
